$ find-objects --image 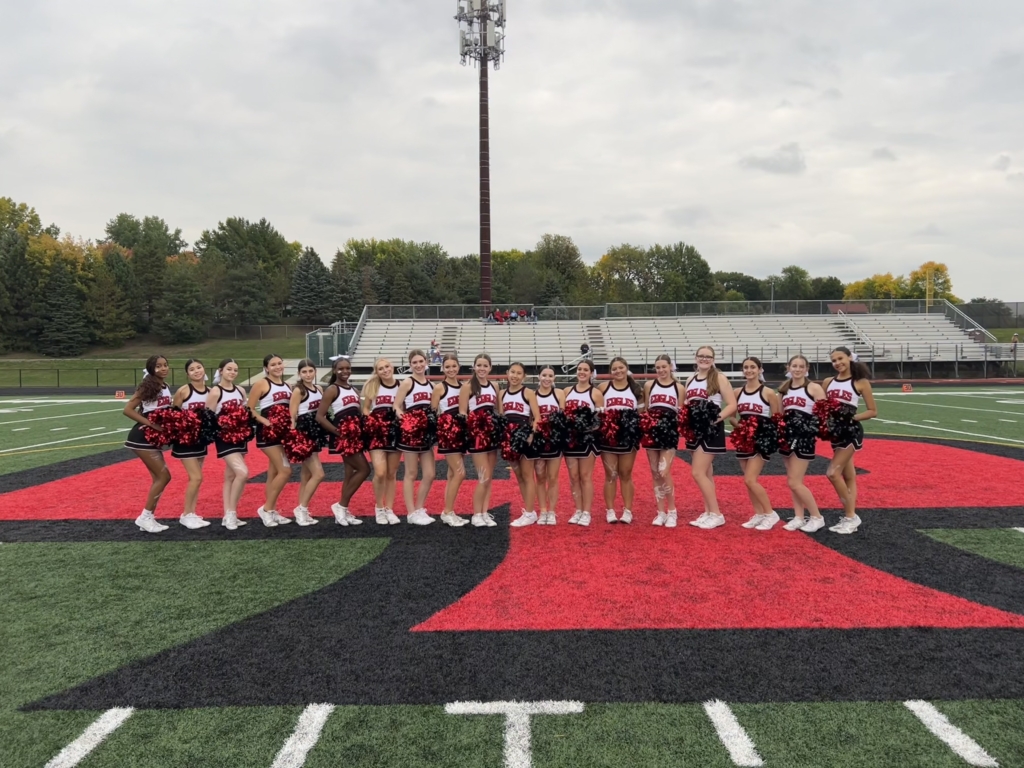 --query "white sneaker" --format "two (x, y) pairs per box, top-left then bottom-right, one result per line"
(783, 517), (806, 531)
(375, 507), (390, 525)
(689, 512), (710, 527)
(385, 508), (401, 525)
(754, 511), (780, 531)
(568, 510), (583, 525)
(606, 509), (618, 524)
(620, 509), (633, 525)
(345, 512), (363, 525)
(665, 510), (678, 529)
(293, 506), (318, 526)
(697, 512), (726, 529)
(135, 512), (168, 533)
(441, 511), (469, 527)
(511, 510), (538, 527)
(832, 515), (862, 534)
(653, 511), (668, 526)
(578, 511), (591, 526)
(541, 512), (557, 525)
(471, 513), (488, 527)
(742, 513), (767, 529)
(331, 503), (349, 526)
(271, 510), (292, 525)
(221, 511), (244, 530)
(483, 512), (498, 527)
(801, 516), (826, 533)
(408, 509), (436, 526)
(179, 513), (211, 530)
(257, 507), (278, 528)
